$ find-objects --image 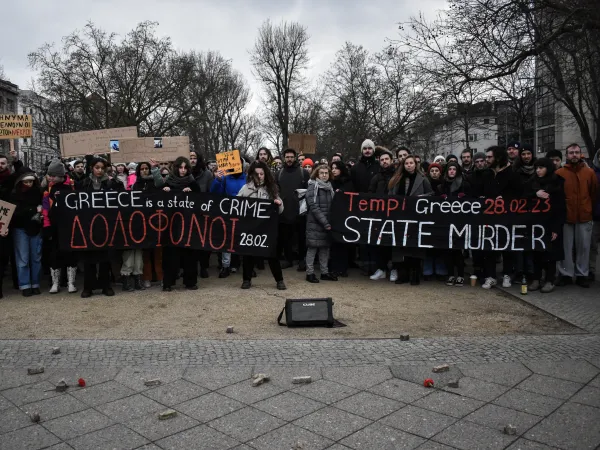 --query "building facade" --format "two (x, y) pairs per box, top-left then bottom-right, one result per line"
(18, 90), (59, 173)
(0, 78), (20, 154)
